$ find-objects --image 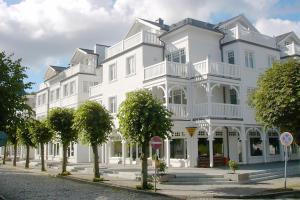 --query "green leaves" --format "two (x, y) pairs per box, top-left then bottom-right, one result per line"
(47, 108), (77, 145)
(117, 89), (173, 145)
(252, 59), (300, 144)
(73, 101), (113, 146)
(30, 119), (53, 145)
